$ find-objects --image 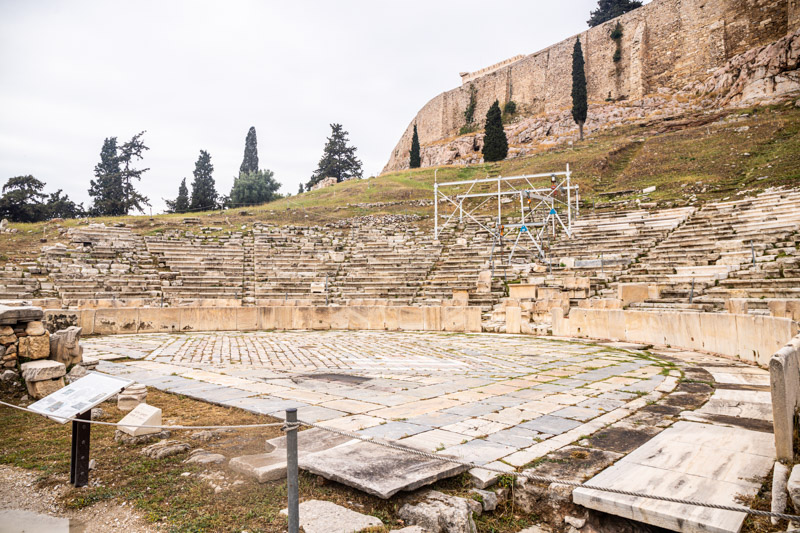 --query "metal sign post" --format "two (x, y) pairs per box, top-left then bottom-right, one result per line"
(70, 410), (92, 487)
(28, 373), (133, 488)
